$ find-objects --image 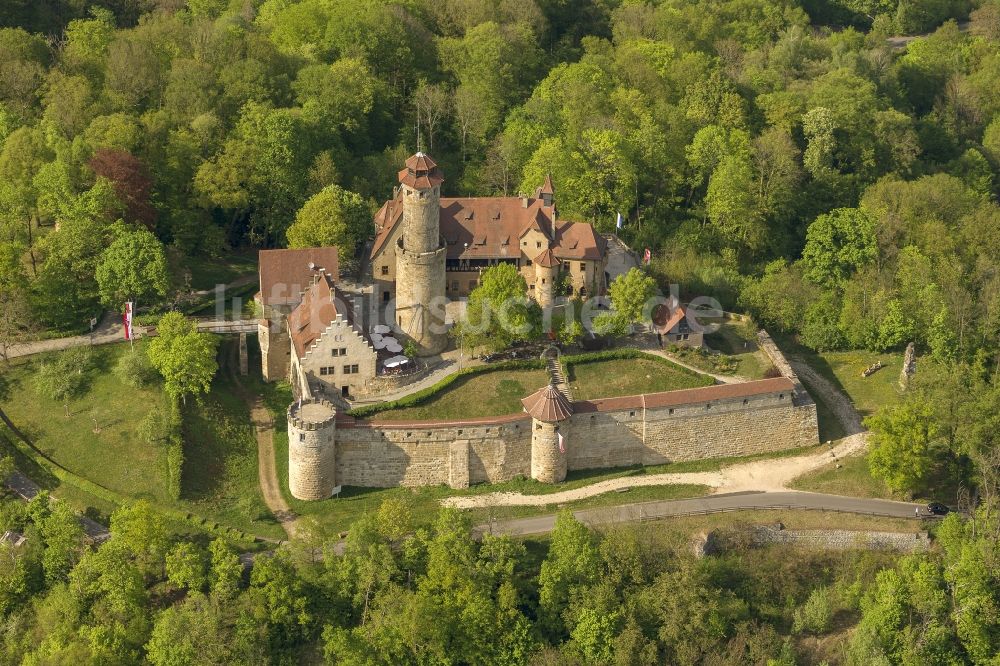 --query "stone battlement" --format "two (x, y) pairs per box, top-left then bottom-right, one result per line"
(288, 399), (337, 431)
